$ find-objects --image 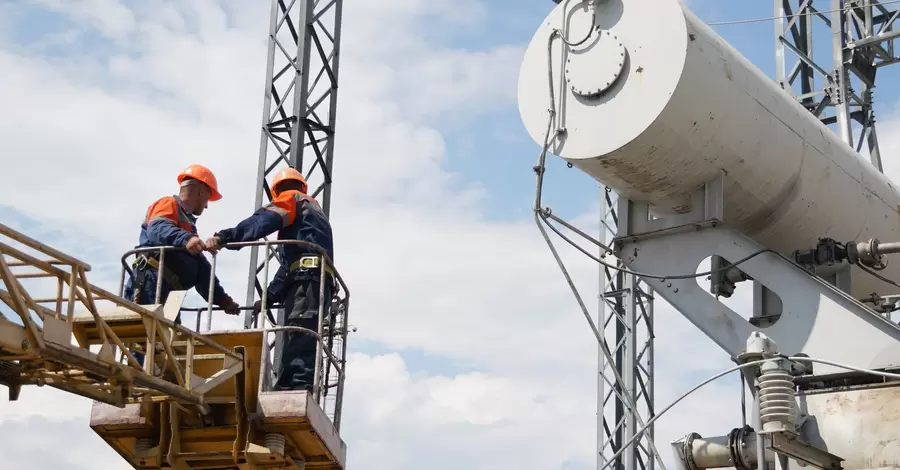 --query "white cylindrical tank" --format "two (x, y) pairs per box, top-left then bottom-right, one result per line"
(517, 0), (900, 299)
